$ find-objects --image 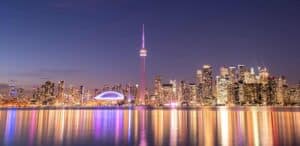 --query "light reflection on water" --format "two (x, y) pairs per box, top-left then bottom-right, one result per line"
(0, 108), (299, 146)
